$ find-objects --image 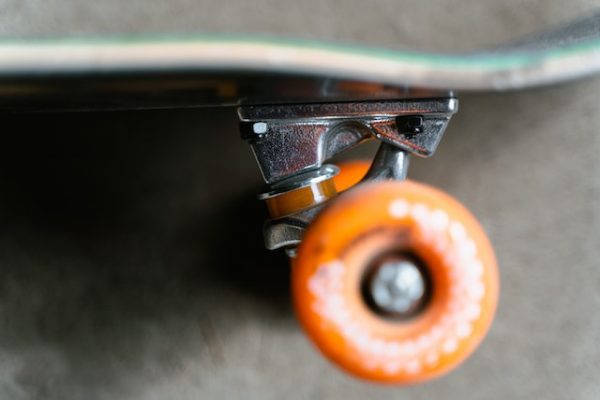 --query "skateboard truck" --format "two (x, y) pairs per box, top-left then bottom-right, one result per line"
(240, 96), (498, 384)
(239, 98), (458, 253)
